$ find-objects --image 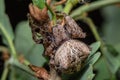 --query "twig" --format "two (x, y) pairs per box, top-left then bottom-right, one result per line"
(1, 62), (9, 80)
(70, 0), (120, 18)
(63, 0), (79, 14)
(0, 23), (17, 58)
(9, 59), (35, 76)
(82, 17), (114, 77)
(0, 23), (35, 79)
